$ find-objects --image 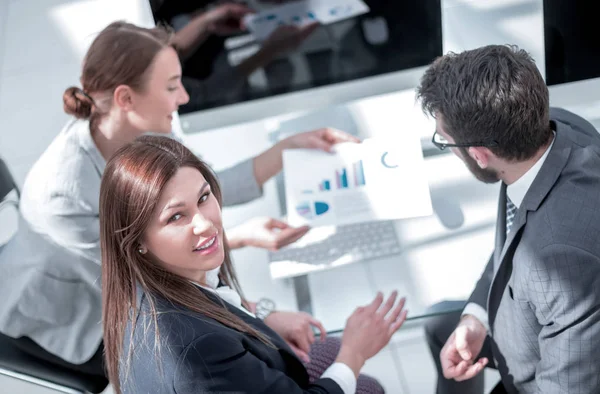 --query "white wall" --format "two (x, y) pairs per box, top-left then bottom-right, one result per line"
(0, 0), (155, 187)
